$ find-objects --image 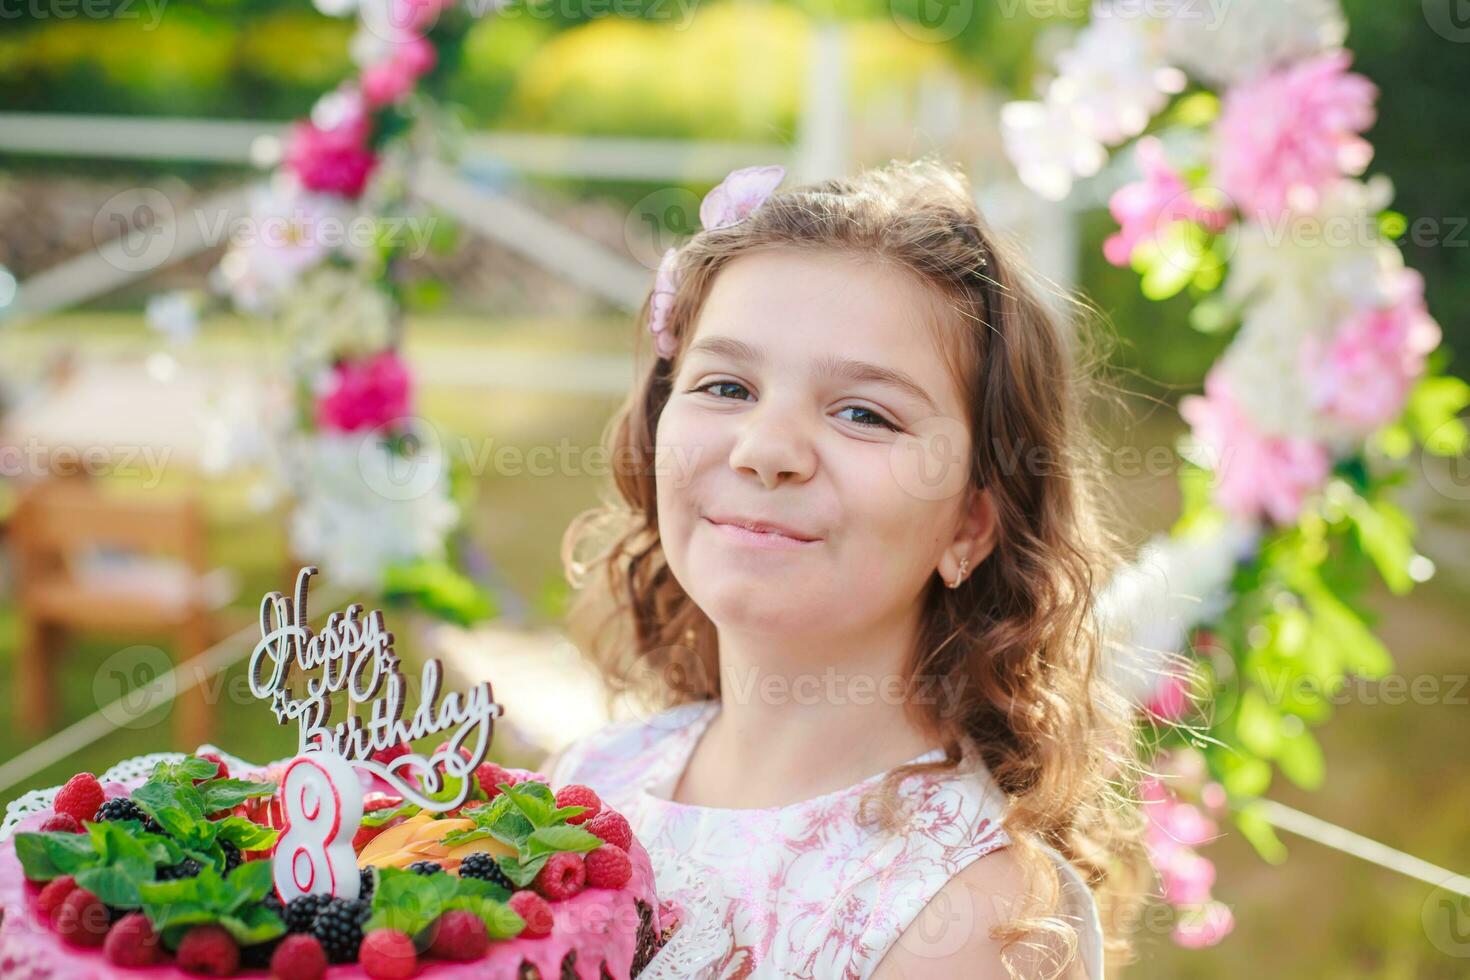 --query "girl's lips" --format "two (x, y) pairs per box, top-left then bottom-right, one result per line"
(702, 517), (821, 551)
